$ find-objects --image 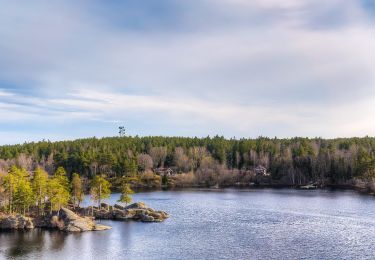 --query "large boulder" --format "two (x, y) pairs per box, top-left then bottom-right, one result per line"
(139, 213), (155, 222)
(95, 209), (112, 219)
(94, 224), (112, 231)
(111, 208), (128, 219)
(58, 208), (111, 232)
(100, 203), (110, 210)
(122, 203), (169, 222)
(125, 202), (148, 209)
(136, 209), (169, 222)
(114, 204), (125, 210)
